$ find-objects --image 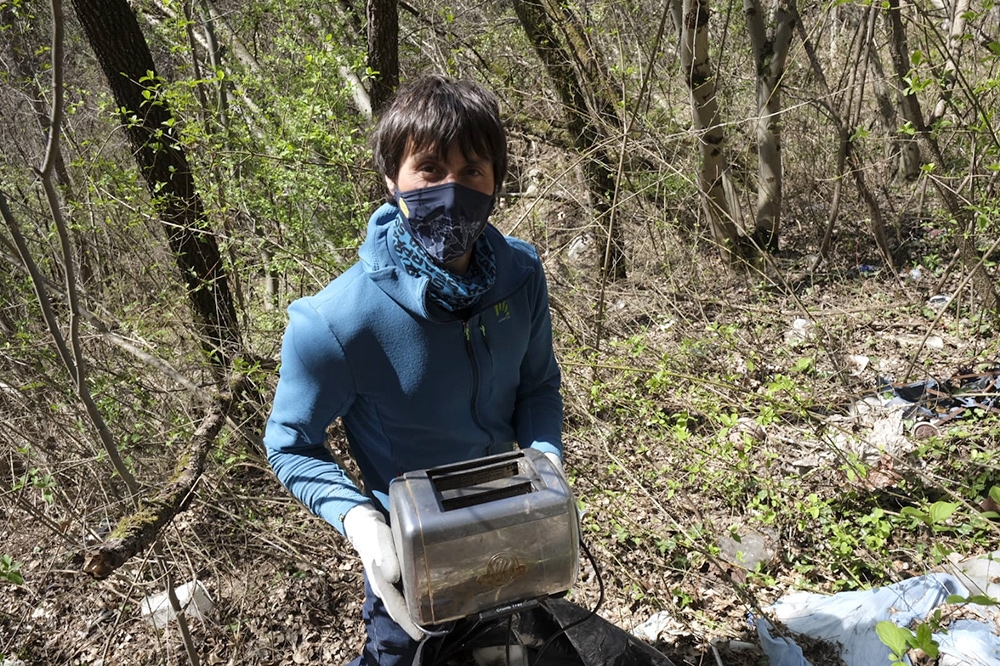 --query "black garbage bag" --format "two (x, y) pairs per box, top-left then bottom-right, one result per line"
(425, 598), (675, 666)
